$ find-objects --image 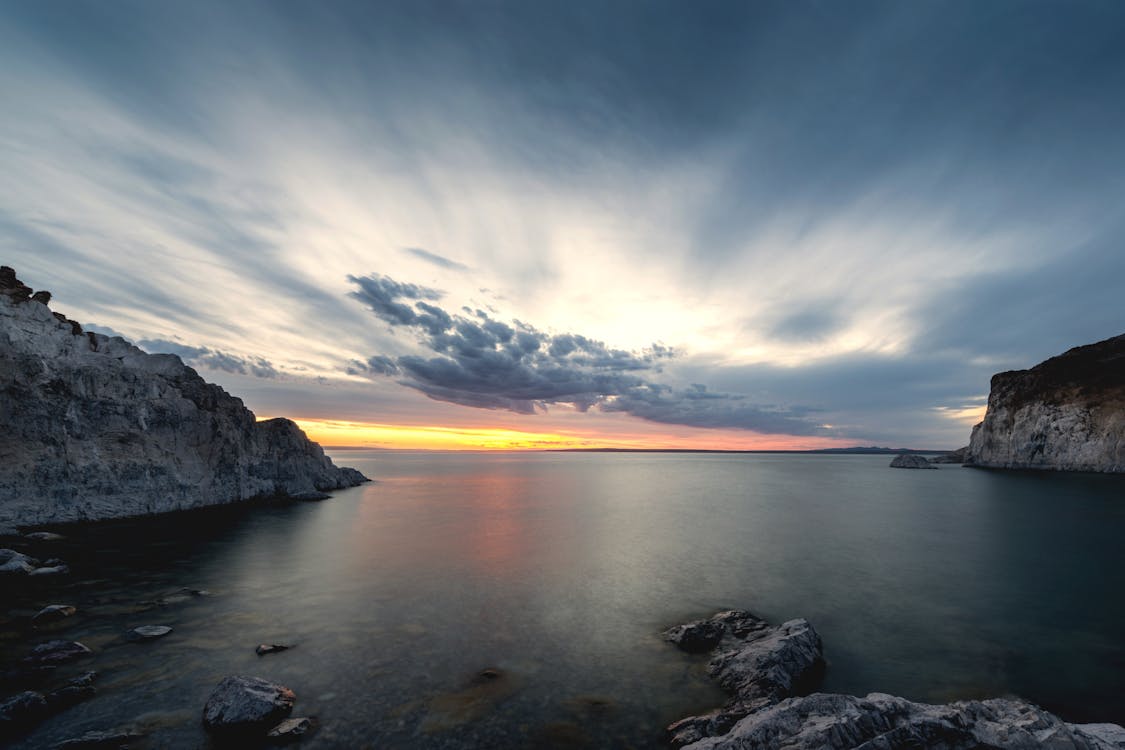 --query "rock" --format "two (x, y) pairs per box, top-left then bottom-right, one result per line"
(33, 604), (77, 626)
(679, 692), (1125, 750)
(666, 612), (1125, 750)
(0, 267), (369, 528)
(289, 491), (332, 501)
(967, 333), (1125, 472)
(126, 625), (172, 641)
(0, 691), (50, 736)
(266, 716), (317, 743)
(55, 728), (144, 749)
(665, 618), (729, 653)
(28, 563), (70, 577)
(889, 453), (937, 469)
(24, 531), (65, 541)
(0, 673), (99, 741)
(201, 675), (296, 738)
(929, 445), (970, 464)
(25, 639), (92, 665)
(30, 290), (52, 305)
(256, 643), (291, 656)
(0, 548), (39, 575)
(666, 611), (825, 747)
